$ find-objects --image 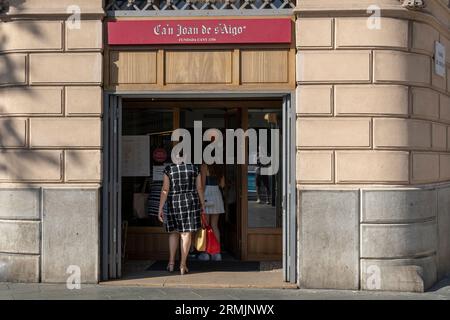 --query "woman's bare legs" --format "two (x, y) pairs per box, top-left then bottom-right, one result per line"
(180, 232), (192, 274)
(168, 232), (179, 269)
(204, 214), (211, 227)
(210, 214), (221, 245)
(190, 233), (195, 252)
